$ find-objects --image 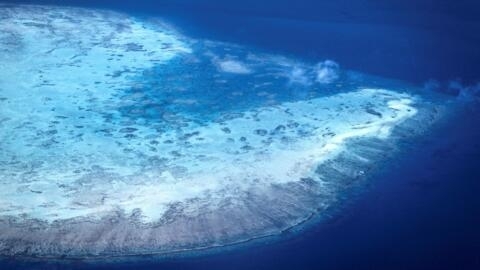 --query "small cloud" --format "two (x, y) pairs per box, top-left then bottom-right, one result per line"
(423, 79), (460, 96)
(423, 79), (480, 103)
(281, 60), (341, 87)
(315, 60), (340, 84)
(216, 59), (252, 74)
(457, 82), (480, 103)
(288, 66), (312, 86)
